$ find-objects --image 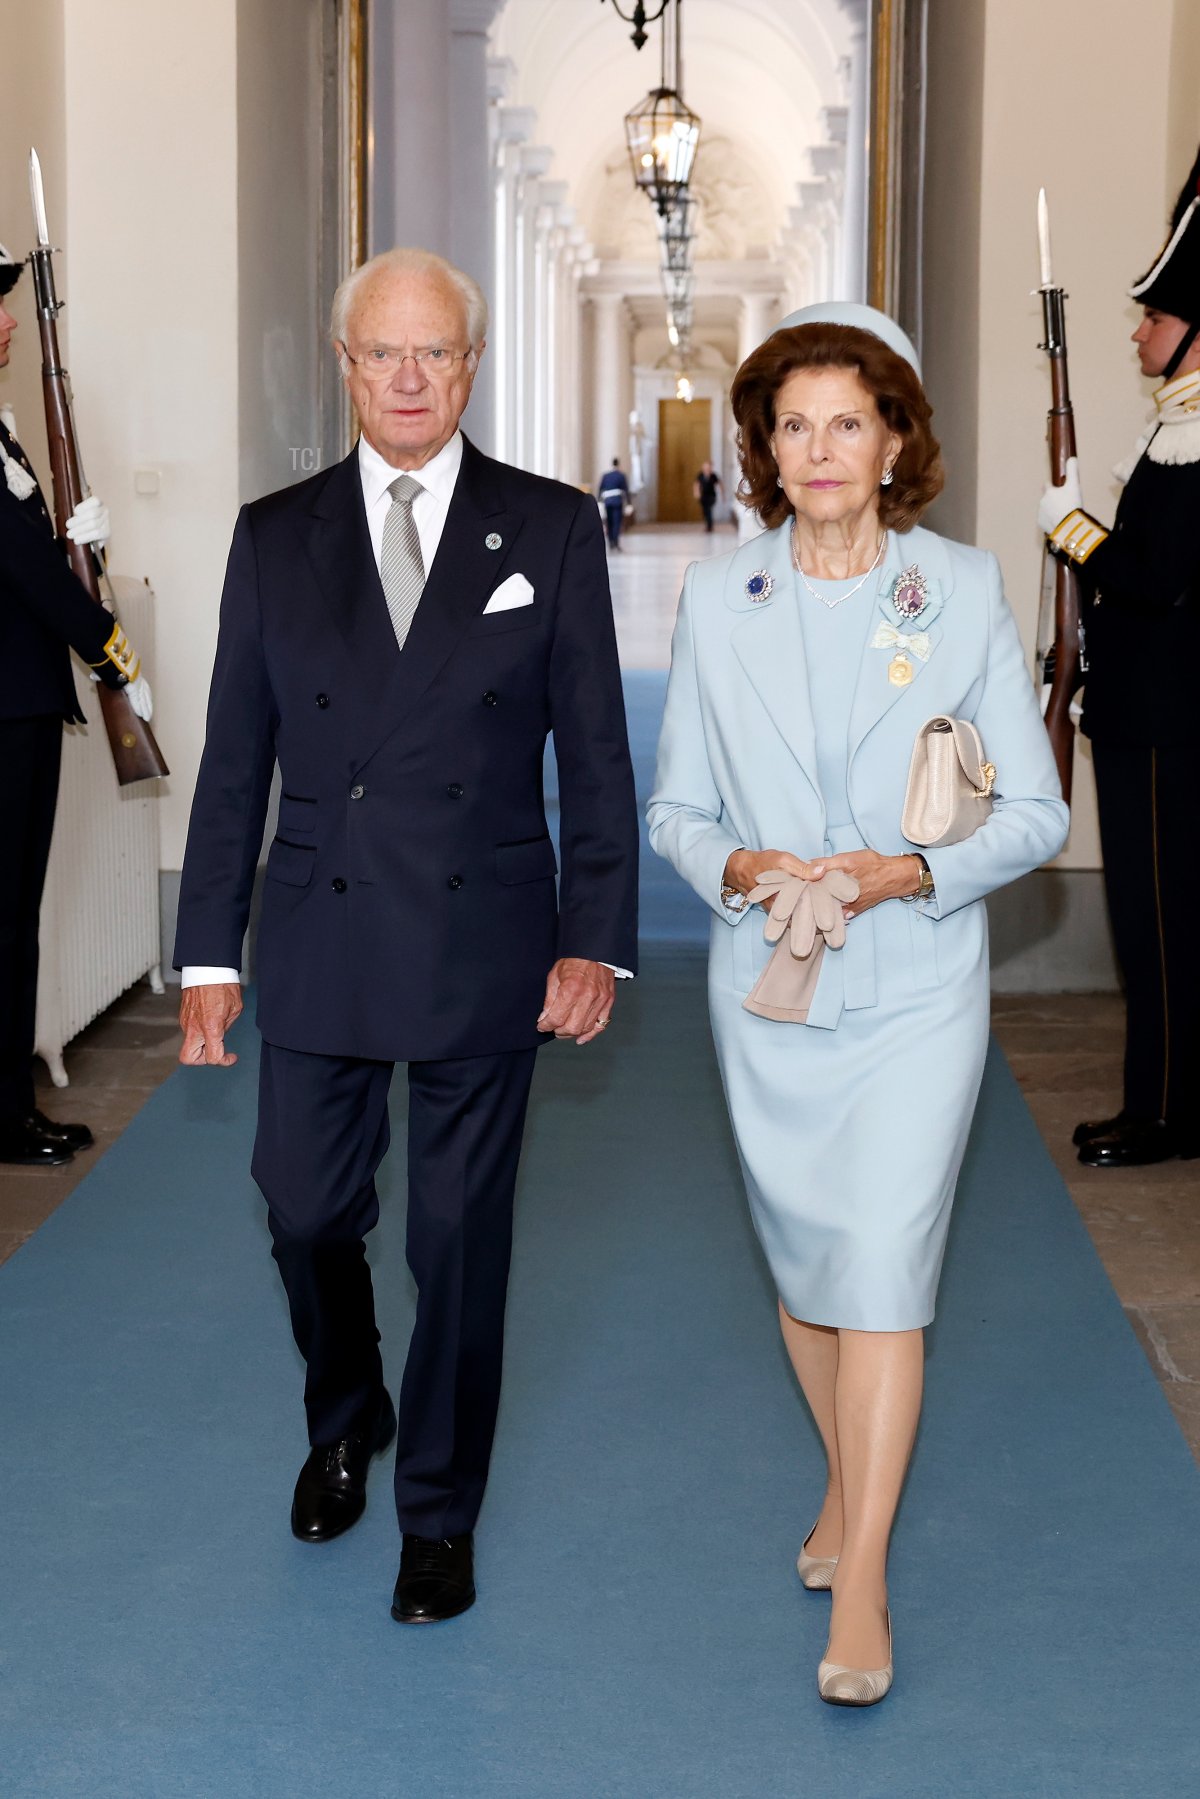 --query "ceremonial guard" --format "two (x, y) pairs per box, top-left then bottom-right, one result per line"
(0, 243), (151, 1167)
(1039, 151), (1200, 1167)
